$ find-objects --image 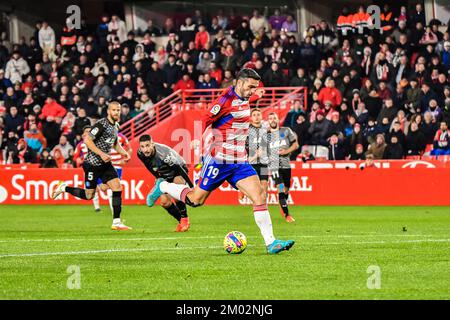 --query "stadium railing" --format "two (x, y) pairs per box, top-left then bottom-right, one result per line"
(119, 87), (307, 141)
